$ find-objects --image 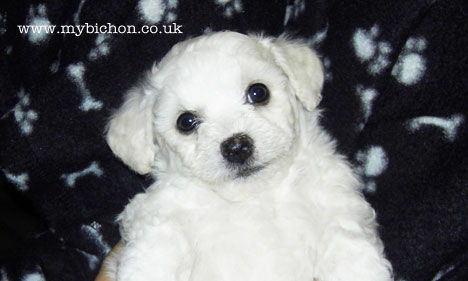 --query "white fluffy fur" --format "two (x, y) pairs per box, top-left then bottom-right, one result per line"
(105, 31), (393, 281)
